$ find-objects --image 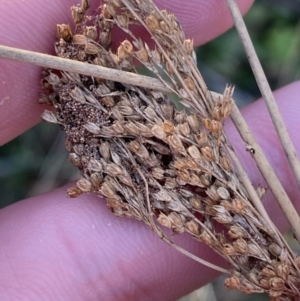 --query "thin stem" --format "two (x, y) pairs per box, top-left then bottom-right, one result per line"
(0, 44), (170, 93)
(226, 0), (300, 191)
(230, 102), (300, 242)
